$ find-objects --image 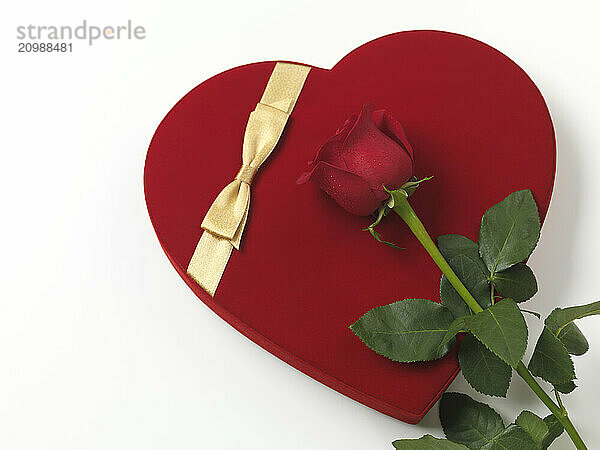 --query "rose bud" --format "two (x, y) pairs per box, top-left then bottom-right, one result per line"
(297, 103), (414, 216)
